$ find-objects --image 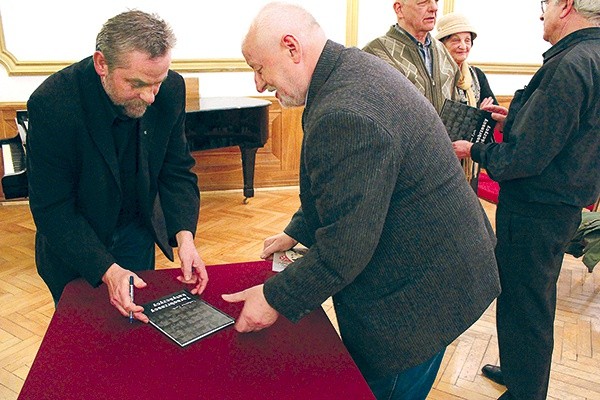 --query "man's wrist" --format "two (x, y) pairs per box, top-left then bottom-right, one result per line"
(102, 263), (120, 284)
(175, 230), (194, 246)
(470, 142), (484, 163)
